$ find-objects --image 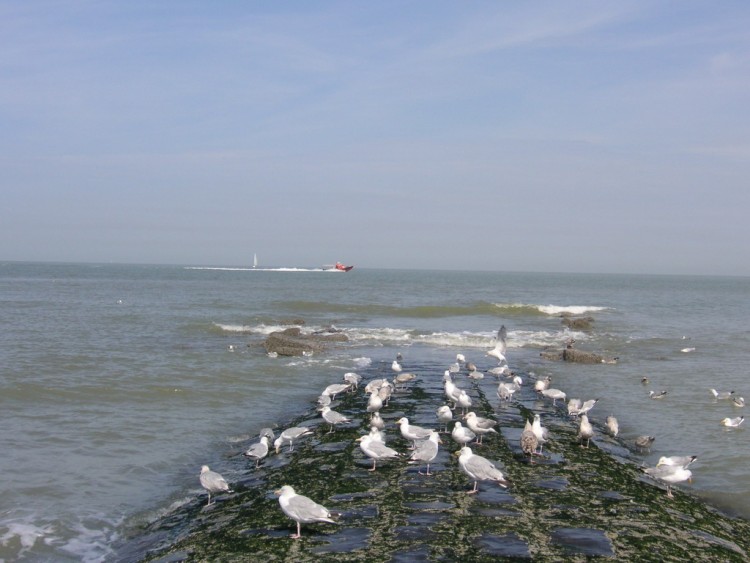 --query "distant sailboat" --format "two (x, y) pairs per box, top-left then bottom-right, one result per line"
(253, 254), (258, 269)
